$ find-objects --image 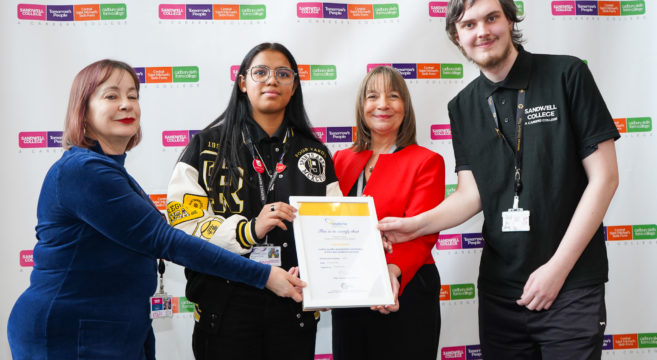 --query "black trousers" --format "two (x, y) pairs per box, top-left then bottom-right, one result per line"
(479, 284), (606, 360)
(191, 284), (318, 360)
(332, 264), (441, 360)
